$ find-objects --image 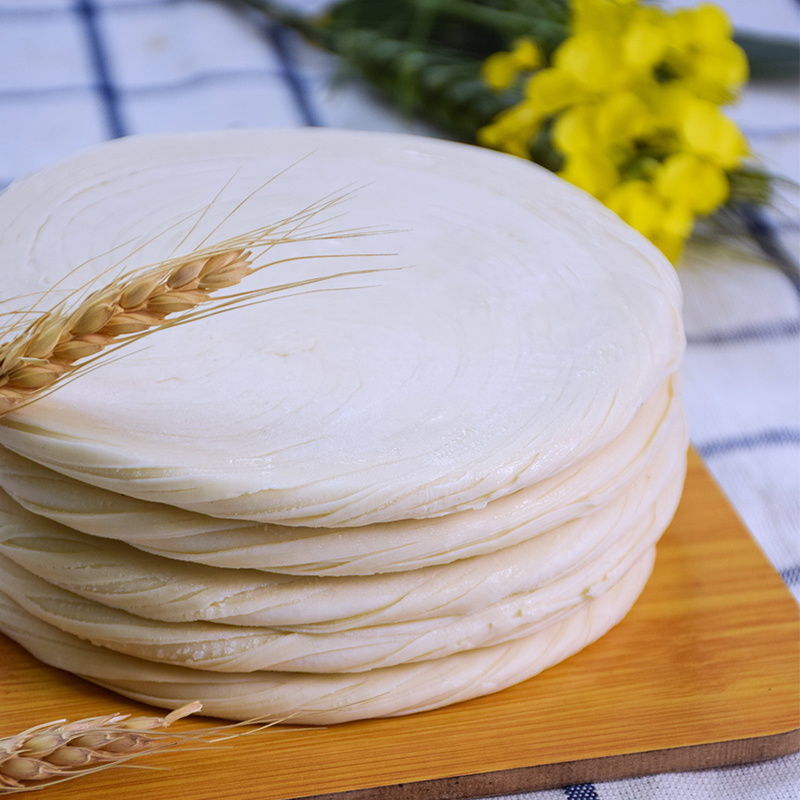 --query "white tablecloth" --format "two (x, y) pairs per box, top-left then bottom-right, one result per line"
(0, 1), (798, 797)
